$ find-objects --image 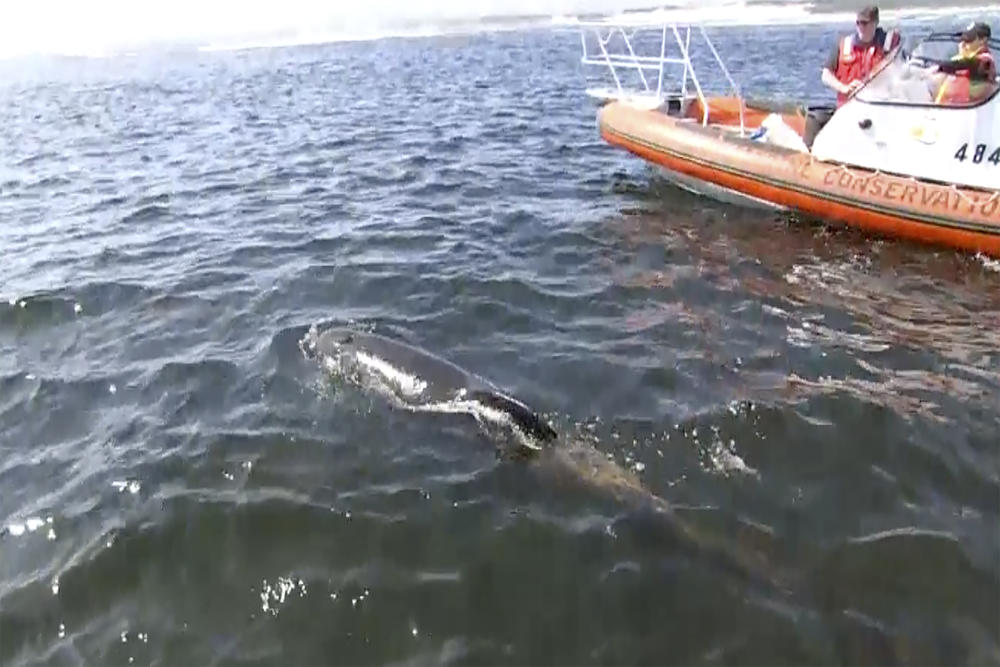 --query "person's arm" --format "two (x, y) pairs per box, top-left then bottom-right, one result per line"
(936, 57), (979, 73)
(979, 55), (996, 81)
(821, 44), (847, 94)
(936, 56), (996, 80)
(821, 43), (864, 96)
(885, 28), (901, 52)
(822, 66), (849, 94)
(822, 65), (864, 96)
